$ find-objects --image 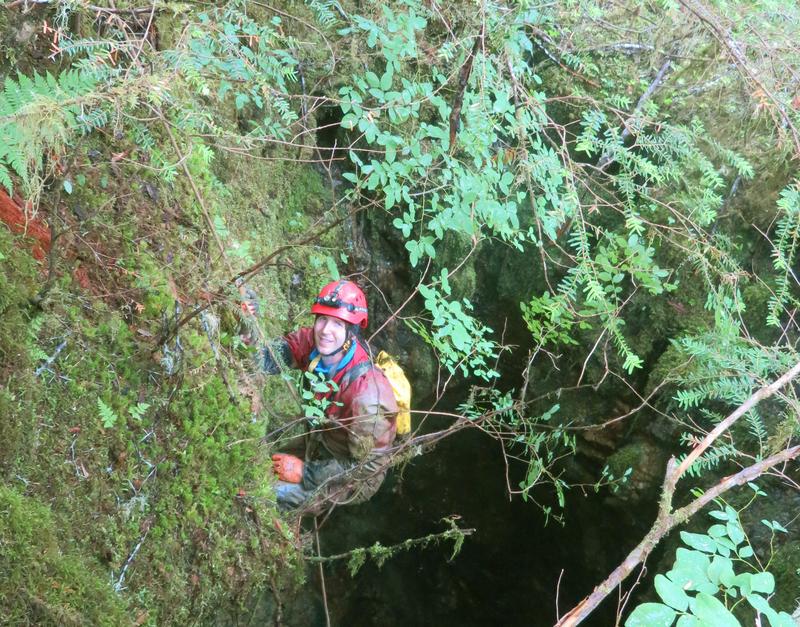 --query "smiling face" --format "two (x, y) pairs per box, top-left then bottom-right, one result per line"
(313, 314), (348, 357)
